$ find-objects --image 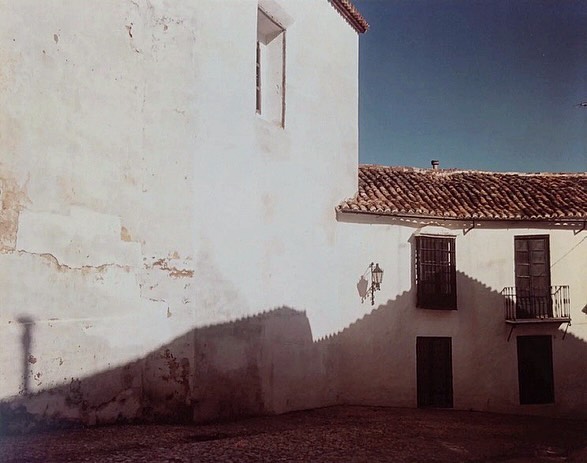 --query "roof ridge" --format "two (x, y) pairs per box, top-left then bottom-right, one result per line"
(358, 164), (587, 176)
